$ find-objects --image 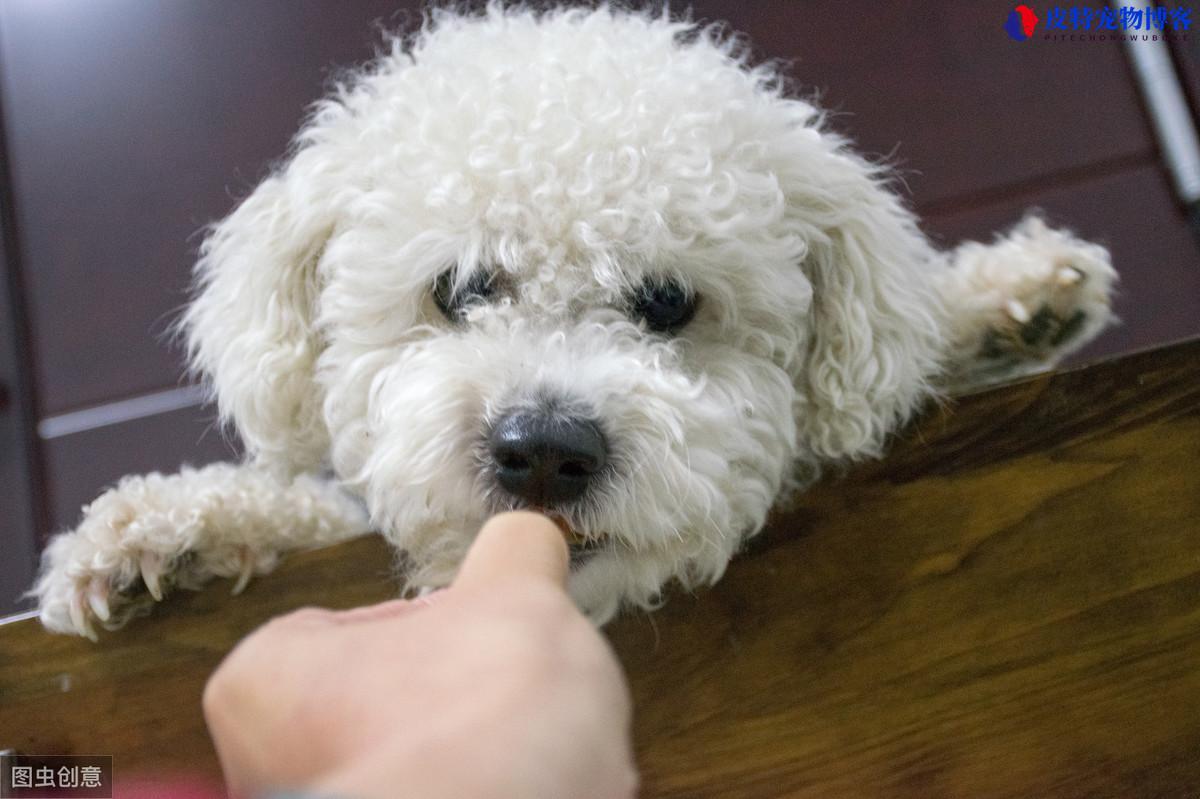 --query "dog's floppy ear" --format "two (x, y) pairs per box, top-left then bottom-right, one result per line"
(184, 144), (344, 475)
(796, 152), (945, 462)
